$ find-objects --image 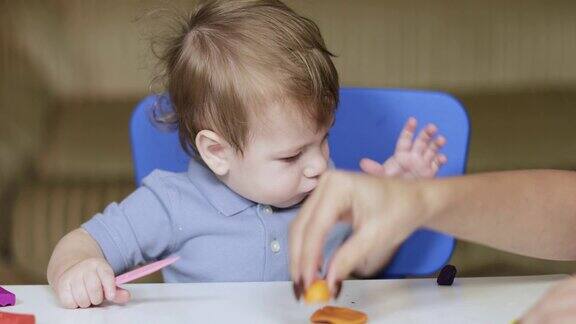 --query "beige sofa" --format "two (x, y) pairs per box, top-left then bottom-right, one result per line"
(1, 0), (575, 284)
